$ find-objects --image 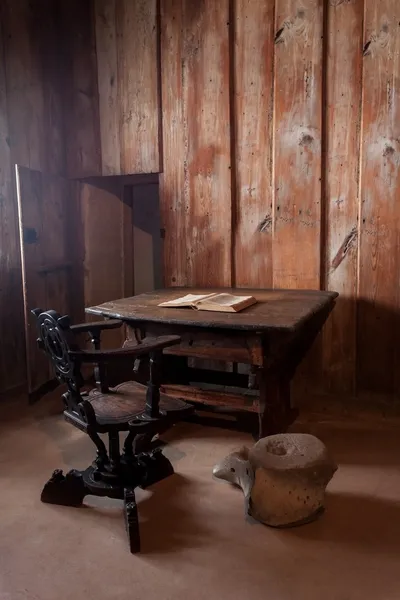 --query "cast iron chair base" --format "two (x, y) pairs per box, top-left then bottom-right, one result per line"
(41, 447), (174, 553)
